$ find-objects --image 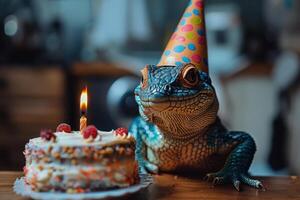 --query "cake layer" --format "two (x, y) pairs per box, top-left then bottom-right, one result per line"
(25, 160), (139, 192)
